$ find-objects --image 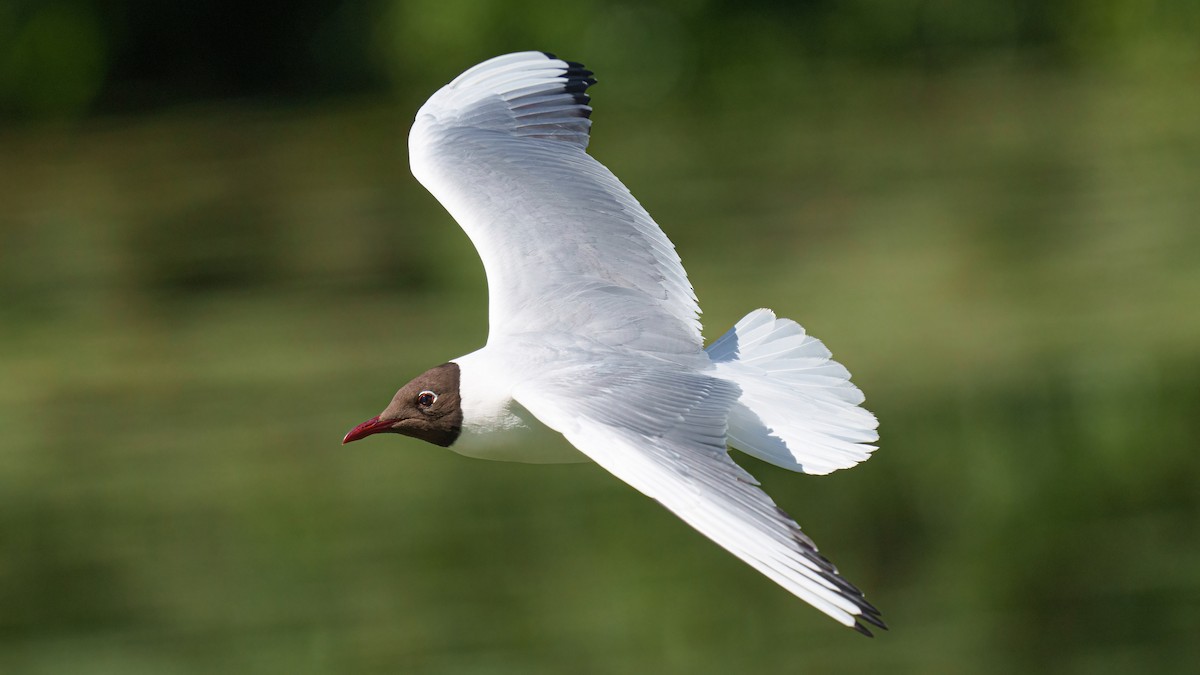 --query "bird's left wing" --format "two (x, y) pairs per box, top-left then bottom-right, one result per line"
(513, 361), (885, 635)
(409, 52), (702, 359)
